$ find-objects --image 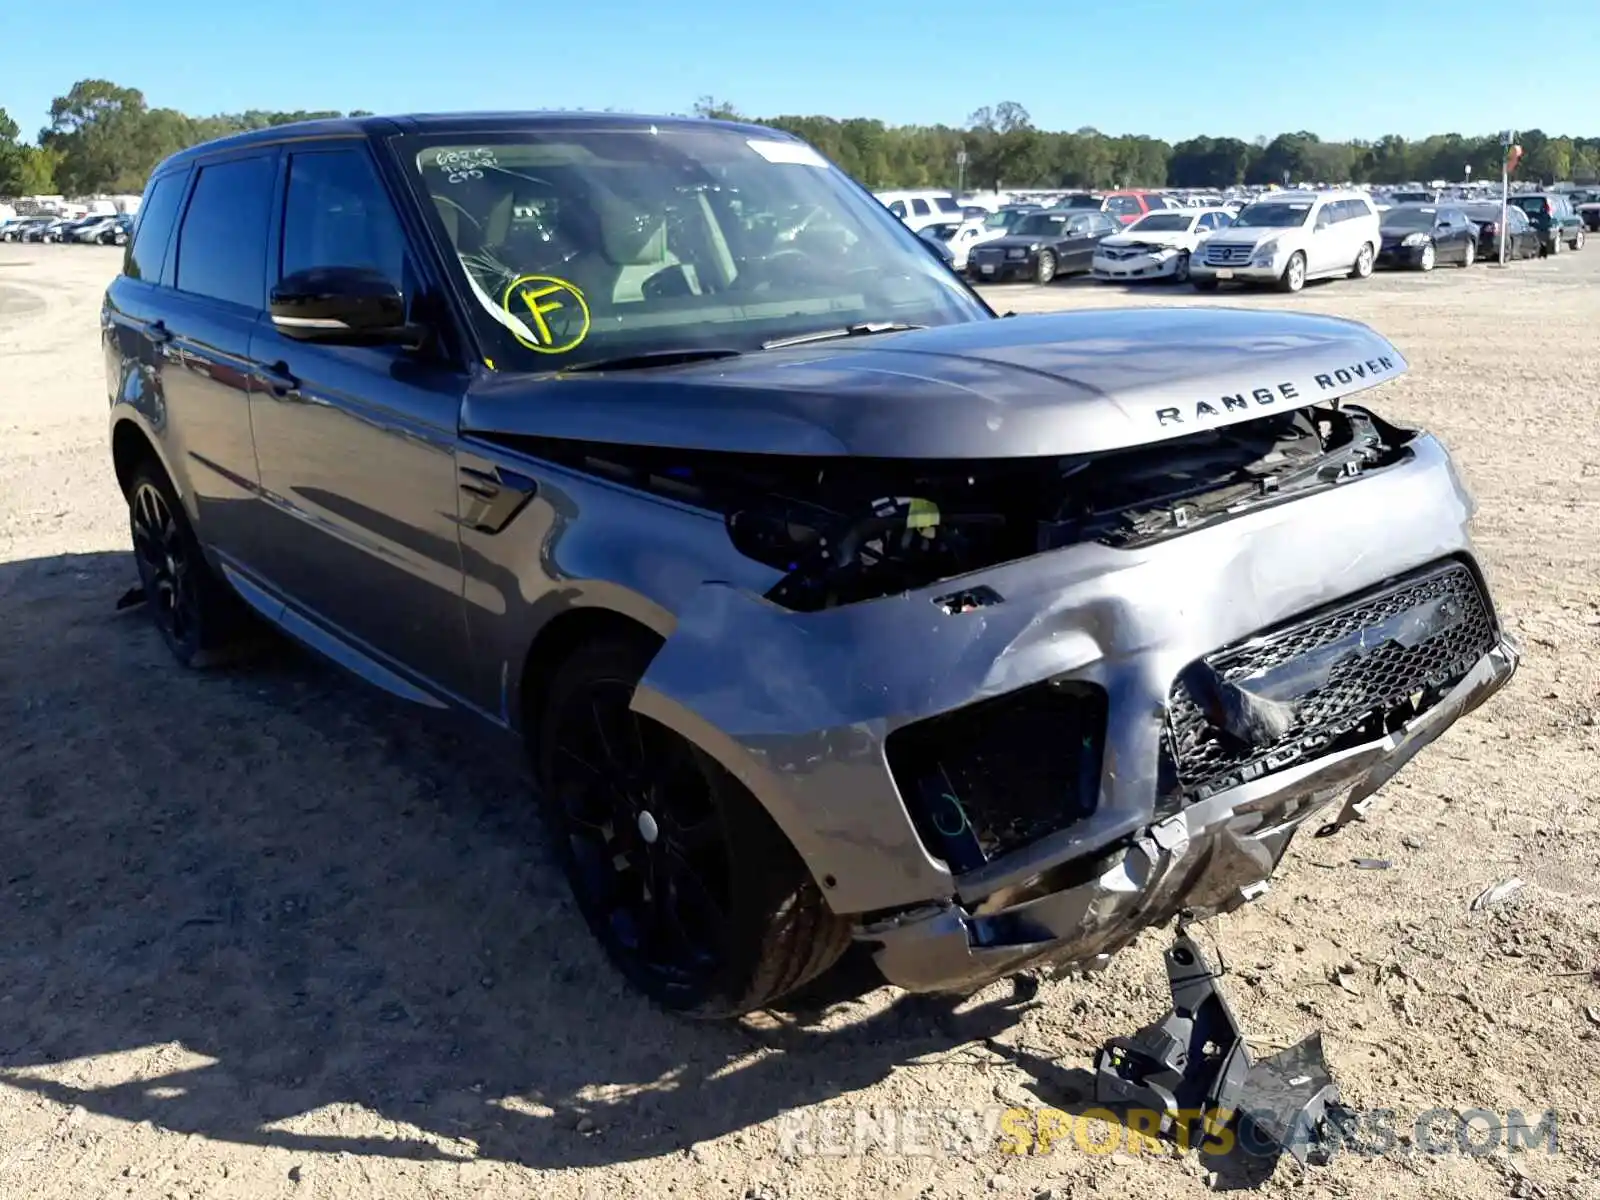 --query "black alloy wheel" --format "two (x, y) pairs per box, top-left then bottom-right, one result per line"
(537, 635), (851, 1017)
(548, 674), (731, 997)
(131, 476), (204, 662)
